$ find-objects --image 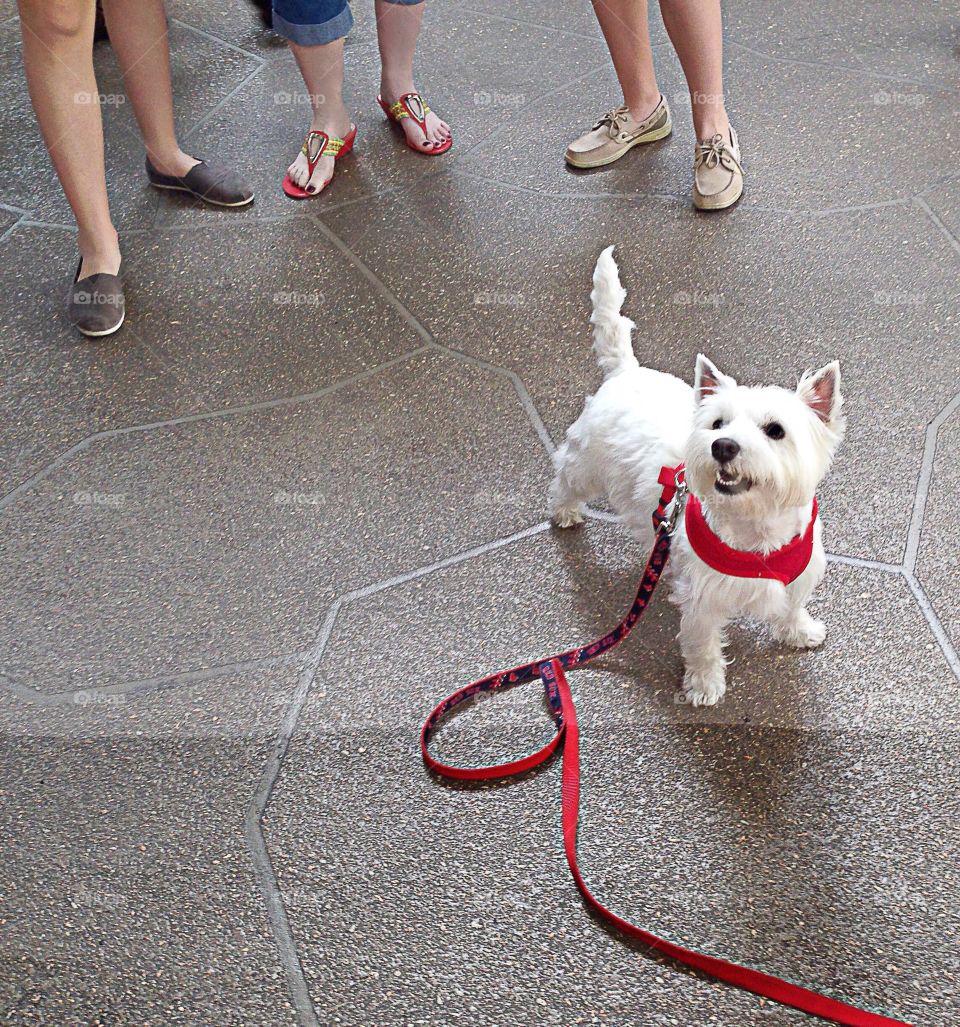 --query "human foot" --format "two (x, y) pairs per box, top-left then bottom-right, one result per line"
(69, 252), (124, 338)
(692, 125), (743, 211)
(565, 95), (672, 169)
(145, 148), (201, 179)
(147, 153), (254, 207)
(285, 109), (355, 195)
(378, 88), (451, 153)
